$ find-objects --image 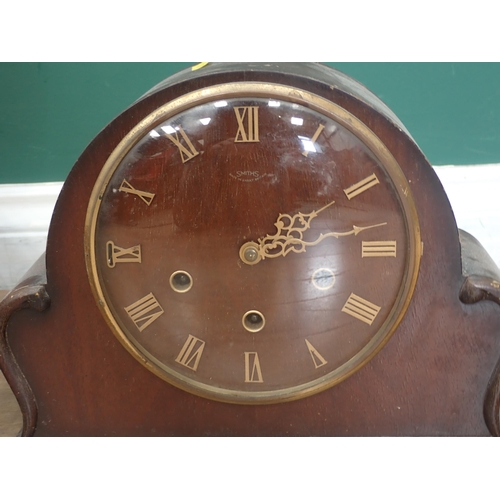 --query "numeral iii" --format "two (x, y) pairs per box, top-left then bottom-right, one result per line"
(362, 241), (397, 258)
